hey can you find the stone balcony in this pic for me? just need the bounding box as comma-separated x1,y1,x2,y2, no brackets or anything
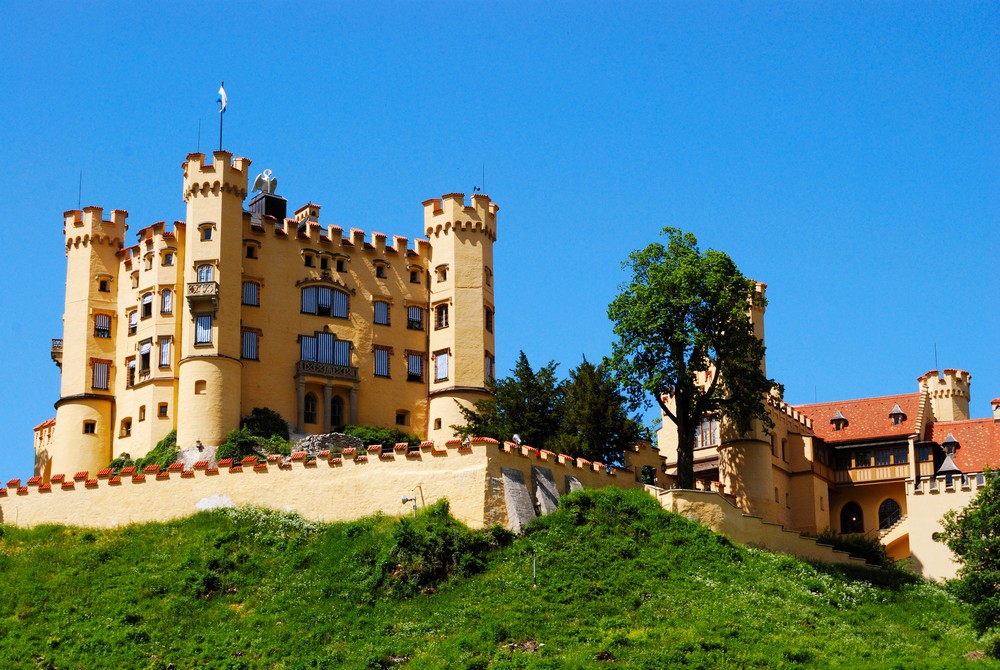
296,360,359,381
186,281,219,311
51,339,63,368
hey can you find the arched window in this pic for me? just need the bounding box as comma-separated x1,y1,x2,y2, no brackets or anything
878,499,902,530
330,396,344,429
304,393,317,424
197,264,214,283
840,502,864,534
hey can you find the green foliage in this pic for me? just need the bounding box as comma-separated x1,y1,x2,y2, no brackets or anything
240,407,290,441
107,452,133,473
343,424,420,447
215,427,261,462
135,429,178,471
455,353,641,463
0,489,990,668
814,529,890,567
607,227,781,488
939,469,1000,643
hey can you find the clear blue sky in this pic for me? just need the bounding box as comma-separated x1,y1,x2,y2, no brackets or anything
1,2,996,480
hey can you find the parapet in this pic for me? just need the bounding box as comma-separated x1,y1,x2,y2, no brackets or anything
422,192,498,241
182,151,251,202
918,369,972,399
63,207,128,249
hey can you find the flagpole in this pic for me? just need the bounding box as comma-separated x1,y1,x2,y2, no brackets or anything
218,80,224,151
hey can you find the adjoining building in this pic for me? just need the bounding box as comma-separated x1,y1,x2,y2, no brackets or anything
40,151,498,481
656,285,1000,579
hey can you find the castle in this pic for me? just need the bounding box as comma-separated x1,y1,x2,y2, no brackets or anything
42,151,497,479
12,148,997,581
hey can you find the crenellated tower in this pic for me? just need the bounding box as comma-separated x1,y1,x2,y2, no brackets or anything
423,193,498,444
49,207,128,479
918,368,972,423
175,152,251,448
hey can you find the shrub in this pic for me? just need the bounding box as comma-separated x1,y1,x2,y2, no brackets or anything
815,528,890,567
241,407,290,441
216,427,261,462
344,425,420,448
135,430,178,471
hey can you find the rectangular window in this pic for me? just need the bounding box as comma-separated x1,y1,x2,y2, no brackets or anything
158,403,168,418
241,329,259,360
485,353,494,381
300,335,318,362
126,358,136,388
407,306,423,330
334,339,351,366
485,307,494,333
374,347,390,377
434,351,449,382
242,281,260,306
374,301,390,325
94,314,111,338
301,286,317,313
141,293,153,319
375,264,387,279
92,360,110,390
694,419,719,449
874,448,891,467
159,339,170,367
893,446,909,465
139,341,151,372
301,286,349,318
163,252,173,266
195,315,212,344
407,353,423,382
918,445,932,461
83,421,96,434
854,450,871,468
161,289,173,314
128,311,137,335
435,304,449,329
409,270,420,284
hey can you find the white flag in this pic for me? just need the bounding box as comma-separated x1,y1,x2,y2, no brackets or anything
217,84,227,113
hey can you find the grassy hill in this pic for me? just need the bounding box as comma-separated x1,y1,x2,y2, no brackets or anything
0,488,993,669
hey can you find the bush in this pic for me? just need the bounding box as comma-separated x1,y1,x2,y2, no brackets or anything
135,430,178,471
344,425,420,448
216,427,260,462
241,407,290,441
815,528,890,567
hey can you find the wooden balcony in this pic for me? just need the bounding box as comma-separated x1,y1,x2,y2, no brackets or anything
296,360,358,381
834,463,910,484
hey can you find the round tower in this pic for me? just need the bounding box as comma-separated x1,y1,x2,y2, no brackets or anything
423,193,498,444
918,368,971,423
175,152,250,448
50,207,128,479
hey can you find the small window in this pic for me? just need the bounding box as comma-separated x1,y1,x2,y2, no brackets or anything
434,351,449,382
409,269,420,284
375,264,387,279
875,448,891,467
374,301,390,326
484,266,492,287
98,279,110,293
120,418,132,438
320,257,329,270
436,266,448,282
158,403,168,418
128,311,137,335
94,314,111,338
434,418,442,430
785,492,790,509
158,338,171,367
161,289,173,314
201,227,212,241
774,487,779,503
918,445,932,461
241,329,259,360
485,306,494,333
138,406,146,422
144,256,153,271
83,421,96,434
195,315,212,344
485,353,494,381
396,411,409,426
242,281,260,307
139,340,152,372
336,259,345,272
781,438,787,462
163,252,173,266
374,347,391,377
304,255,314,268
407,306,424,330
820,496,825,511
893,446,908,464
131,273,139,289
246,245,257,259
141,293,153,319
195,380,207,395
92,360,110,390
304,393,317,424
407,353,423,382
126,358,136,388
435,304,449,330
197,264,214,283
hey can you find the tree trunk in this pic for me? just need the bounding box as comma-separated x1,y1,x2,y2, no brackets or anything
675,423,695,489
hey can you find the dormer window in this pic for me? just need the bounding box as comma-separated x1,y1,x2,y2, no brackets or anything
941,432,960,457
831,410,848,431
889,403,906,426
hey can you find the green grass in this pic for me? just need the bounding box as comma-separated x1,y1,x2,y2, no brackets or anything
0,488,993,669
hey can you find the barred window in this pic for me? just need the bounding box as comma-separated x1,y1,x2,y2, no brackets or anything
434,351,448,382
197,264,214,282
301,286,349,318
242,281,260,306
374,347,391,377
374,301,390,326
435,304,449,330
161,289,173,314
485,306,494,333
407,353,423,382
407,306,423,330
195,315,212,344
241,329,259,360
94,314,111,338
92,360,110,390
300,333,351,366
159,338,171,367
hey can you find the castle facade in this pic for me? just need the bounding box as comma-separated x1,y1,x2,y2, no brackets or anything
42,151,497,480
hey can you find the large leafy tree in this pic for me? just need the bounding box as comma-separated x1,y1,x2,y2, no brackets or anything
938,470,1000,642
607,227,779,489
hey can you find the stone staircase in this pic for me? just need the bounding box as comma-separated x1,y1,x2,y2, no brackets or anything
878,514,908,547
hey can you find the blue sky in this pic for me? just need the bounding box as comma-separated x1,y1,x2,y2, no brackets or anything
0,2,996,479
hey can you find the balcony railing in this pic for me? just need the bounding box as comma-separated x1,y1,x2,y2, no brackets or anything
186,281,220,310
296,360,359,381
51,339,63,368
834,462,910,484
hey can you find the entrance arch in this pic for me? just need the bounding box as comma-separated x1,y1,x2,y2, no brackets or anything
840,501,864,534
878,498,902,529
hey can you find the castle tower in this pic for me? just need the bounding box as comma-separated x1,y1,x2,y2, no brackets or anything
918,368,971,423
175,152,251,448
50,207,128,479
423,193,498,444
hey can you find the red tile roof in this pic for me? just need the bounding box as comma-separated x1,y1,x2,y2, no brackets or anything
795,393,921,443
928,419,1000,472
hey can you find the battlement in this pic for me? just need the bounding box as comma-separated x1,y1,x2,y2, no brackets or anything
918,368,972,396
182,151,251,201
422,192,498,241
63,207,128,248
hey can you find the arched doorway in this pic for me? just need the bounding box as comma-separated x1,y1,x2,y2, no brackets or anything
878,498,902,529
330,395,344,430
840,501,864,534
304,393,317,425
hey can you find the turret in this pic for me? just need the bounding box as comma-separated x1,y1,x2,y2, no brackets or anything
918,369,971,423
49,207,128,479
423,193,499,444
175,152,251,448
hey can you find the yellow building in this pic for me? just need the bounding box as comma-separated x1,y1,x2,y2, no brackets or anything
656,286,1000,579
40,150,498,480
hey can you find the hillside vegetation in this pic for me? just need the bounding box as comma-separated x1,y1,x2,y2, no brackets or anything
0,488,993,669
